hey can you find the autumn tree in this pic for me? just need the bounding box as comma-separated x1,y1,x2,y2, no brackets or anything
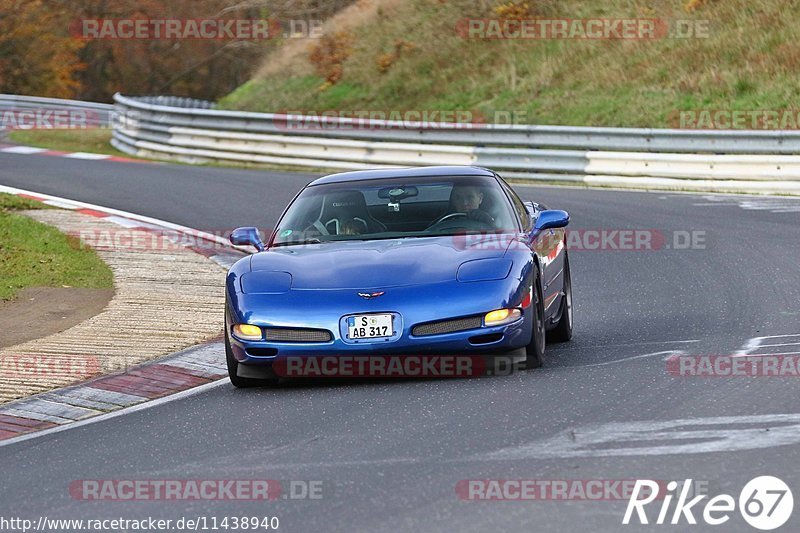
0,0,356,101
0,0,85,97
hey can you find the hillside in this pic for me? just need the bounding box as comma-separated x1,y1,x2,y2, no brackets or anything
219,0,800,128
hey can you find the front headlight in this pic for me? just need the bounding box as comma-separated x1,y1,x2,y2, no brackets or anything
483,308,522,327
232,324,263,340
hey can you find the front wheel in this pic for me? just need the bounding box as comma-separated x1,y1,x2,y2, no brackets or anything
524,266,546,369
548,252,573,343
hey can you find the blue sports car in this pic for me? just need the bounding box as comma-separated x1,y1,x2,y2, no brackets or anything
225,165,572,387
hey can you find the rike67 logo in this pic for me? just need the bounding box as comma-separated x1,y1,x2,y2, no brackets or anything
624,476,793,530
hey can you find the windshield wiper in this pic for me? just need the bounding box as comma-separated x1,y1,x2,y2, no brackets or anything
271,238,323,247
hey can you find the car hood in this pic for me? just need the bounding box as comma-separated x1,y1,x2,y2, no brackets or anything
248,235,515,290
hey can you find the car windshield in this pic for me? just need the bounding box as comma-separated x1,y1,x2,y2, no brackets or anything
272,175,519,246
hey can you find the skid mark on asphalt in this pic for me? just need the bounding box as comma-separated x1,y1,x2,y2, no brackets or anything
481,413,800,459
550,339,699,351
546,339,699,370
553,350,685,369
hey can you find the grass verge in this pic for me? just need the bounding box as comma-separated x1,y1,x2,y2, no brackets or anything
7,129,130,158
7,129,325,174
0,194,113,300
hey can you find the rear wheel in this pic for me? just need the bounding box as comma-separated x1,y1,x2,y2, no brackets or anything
548,252,573,343
225,331,278,388
524,266,546,369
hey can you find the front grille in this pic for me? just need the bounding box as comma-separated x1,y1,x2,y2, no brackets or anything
412,316,483,337
263,327,332,342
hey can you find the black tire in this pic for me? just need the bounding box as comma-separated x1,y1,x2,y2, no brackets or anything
548,252,573,343
524,266,546,369
225,332,278,388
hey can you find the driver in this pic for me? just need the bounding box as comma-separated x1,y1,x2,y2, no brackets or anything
448,185,494,224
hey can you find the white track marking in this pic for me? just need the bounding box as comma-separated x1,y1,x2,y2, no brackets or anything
187,412,800,469
0,378,230,448
511,183,800,199
42,199,79,209
754,342,800,349
64,152,111,160
483,413,800,459
1,146,47,154
694,195,800,213
734,334,800,356
103,215,148,228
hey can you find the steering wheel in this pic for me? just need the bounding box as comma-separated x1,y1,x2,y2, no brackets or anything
426,212,467,229
302,220,330,236
427,213,498,234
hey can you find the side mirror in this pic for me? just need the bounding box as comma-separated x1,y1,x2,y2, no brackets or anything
534,210,570,231
230,227,265,252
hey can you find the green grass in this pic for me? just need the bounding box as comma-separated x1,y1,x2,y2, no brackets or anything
219,0,800,128
7,127,338,174
0,194,113,300
7,129,130,158
0,194,48,211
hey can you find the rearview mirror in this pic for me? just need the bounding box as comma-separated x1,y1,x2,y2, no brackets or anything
378,186,418,200
534,210,570,231
230,227,265,252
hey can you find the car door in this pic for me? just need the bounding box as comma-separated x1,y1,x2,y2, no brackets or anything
497,177,566,315
527,201,566,315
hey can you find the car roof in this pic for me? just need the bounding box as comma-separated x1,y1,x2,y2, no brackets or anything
308,165,497,186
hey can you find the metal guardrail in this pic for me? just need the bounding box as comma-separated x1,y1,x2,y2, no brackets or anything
111,93,800,190
113,93,800,154
127,95,215,109
0,94,113,129
2,93,797,193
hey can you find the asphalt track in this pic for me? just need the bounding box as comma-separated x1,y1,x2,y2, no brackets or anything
1,153,800,531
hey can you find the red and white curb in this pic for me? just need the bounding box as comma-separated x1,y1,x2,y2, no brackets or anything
0,186,251,444
0,144,150,164
0,342,230,445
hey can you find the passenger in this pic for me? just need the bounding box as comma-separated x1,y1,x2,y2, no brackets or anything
340,218,367,235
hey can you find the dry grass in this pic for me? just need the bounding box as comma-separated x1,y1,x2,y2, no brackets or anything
252,0,405,79
219,0,800,127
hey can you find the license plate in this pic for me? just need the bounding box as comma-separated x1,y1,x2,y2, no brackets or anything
348,314,393,339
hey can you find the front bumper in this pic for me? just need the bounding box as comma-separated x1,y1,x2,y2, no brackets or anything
227,311,531,365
